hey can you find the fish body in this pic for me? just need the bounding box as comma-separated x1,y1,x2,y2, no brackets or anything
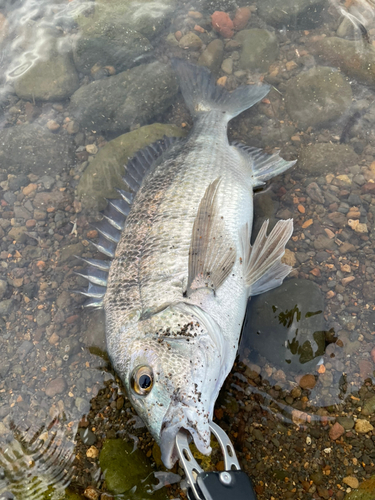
81,61,296,468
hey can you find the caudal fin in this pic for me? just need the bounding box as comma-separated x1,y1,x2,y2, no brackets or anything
171,59,270,120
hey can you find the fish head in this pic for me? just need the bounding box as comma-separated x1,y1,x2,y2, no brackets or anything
112,305,225,468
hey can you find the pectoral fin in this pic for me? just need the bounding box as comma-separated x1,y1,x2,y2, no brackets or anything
187,179,236,296
240,219,293,296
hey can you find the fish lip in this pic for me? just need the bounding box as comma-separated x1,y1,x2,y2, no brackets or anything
159,410,212,469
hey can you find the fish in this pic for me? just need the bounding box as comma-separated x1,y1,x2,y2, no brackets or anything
78,60,296,468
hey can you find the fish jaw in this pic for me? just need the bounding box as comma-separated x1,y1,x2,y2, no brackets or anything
159,397,212,469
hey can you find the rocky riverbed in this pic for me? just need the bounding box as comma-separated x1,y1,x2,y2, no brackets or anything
1,0,375,499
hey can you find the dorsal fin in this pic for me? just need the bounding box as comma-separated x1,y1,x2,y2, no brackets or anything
76,135,181,309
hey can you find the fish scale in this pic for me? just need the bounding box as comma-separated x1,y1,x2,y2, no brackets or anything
80,60,296,469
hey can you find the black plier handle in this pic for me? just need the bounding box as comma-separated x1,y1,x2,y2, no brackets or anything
175,421,258,500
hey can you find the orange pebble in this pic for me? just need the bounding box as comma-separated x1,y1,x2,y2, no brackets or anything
86,229,98,239
297,204,305,213
194,24,205,33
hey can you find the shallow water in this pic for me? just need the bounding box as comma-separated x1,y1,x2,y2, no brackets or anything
1,0,375,498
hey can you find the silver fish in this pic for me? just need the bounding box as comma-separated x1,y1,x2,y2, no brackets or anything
80,60,296,468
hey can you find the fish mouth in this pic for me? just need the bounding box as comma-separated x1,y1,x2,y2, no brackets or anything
159,407,212,469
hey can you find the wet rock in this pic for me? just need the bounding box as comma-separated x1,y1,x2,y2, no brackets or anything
211,11,234,38
36,309,51,327
242,279,326,372
298,143,358,174
233,7,251,30
16,340,33,359
59,242,84,263
363,396,375,414
82,309,106,354
299,373,316,389
258,0,325,28
45,377,67,397
76,0,176,40
306,182,325,204
7,226,28,243
343,477,359,489
312,37,375,86
0,280,7,300
197,39,224,73
73,21,151,75
77,123,186,210
355,419,374,433
179,32,203,50
345,476,375,500
235,29,278,72
0,124,75,176
69,62,178,134
363,282,375,301
285,67,352,130
14,45,79,101
329,422,344,440
221,57,233,74
75,397,91,413
33,190,70,210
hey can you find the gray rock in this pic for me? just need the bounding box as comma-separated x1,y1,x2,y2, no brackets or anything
0,124,75,176
241,279,326,372
59,242,84,263
221,57,233,74
306,182,325,204
197,39,224,73
36,309,51,327
298,143,358,174
313,235,336,251
258,0,325,28
0,280,7,300
45,377,67,397
77,123,186,210
69,62,178,134
75,397,90,413
73,23,152,75
14,44,79,101
38,175,55,190
235,29,278,72
16,340,33,359
312,37,375,86
285,67,352,130
0,299,13,315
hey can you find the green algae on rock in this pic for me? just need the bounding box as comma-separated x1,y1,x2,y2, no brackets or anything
285,66,352,130
99,439,169,498
234,29,279,73
77,123,186,211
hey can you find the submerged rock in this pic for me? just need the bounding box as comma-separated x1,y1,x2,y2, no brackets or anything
77,123,186,210
285,66,352,130
311,37,375,86
298,142,358,174
235,29,278,72
197,39,224,73
241,279,326,372
69,62,178,134
258,0,325,28
99,439,169,498
0,123,75,175
73,22,152,75
14,48,79,101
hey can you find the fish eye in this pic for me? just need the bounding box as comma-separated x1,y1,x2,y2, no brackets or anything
131,365,153,396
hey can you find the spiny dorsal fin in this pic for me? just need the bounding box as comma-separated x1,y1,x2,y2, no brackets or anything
240,219,293,296
232,142,297,187
187,178,236,296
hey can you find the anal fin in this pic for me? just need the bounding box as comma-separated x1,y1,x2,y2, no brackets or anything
240,219,293,296
233,142,297,187
187,178,236,296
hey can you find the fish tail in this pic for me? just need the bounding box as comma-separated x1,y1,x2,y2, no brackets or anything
171,59,270,120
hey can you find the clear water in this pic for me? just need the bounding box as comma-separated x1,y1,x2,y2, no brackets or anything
0,0,375,498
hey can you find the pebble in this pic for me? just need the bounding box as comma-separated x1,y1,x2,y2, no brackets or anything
233,7,251,30
45,377,67,397
299,374,316,389
343,476,359,489
329,422,344,440
86,446,99,459
23,183,37,196
355,419,374,433
83,486,100,500
211,11,234,38
221,58,233,74
47,120,60,132
86,144,98,155
179,32,203,50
